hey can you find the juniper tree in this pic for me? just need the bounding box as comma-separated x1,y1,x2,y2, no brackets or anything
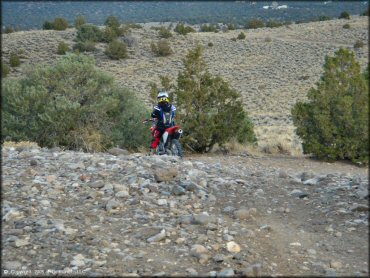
172,45,256,152
292,48,368,164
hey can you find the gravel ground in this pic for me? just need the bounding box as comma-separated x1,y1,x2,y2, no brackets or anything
2,145,368,276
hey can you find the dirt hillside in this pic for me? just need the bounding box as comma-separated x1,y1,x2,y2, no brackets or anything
2,16,368,153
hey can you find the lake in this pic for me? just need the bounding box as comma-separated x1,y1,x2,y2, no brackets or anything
2,1,369,30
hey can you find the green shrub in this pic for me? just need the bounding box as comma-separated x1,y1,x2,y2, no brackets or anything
317,15,332,21
101,26,118,43
231,37,237,42
343,23,351,29
151,39,173,56
265,20,283,28
354,40,365,48
226,23,237,30
339,11,350,19
43,18,69,30
73,41,96,52
2,62,10,77
103,16,128,38
200,24,218,32
174,23,195,35
291,48,368,164
105,15,120,30
149,75,174,103
76,24,103,42
245,19,264,29
208,42,214,47
74,15,86,28
4,26,14,34
158,27,173,38
43,21,54,30
9,52,20,67
169,45,256,152
17,49,25,58
105,40,128,60
57,41,70,55
1,53,150,151
53,18,69,30
237,32,246,40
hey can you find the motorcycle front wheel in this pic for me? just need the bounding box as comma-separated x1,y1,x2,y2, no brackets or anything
169,139,183,158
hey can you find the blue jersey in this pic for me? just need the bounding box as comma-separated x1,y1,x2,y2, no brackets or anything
151,104,176,128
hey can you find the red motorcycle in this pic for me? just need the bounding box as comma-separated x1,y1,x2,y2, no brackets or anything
143,118,183,158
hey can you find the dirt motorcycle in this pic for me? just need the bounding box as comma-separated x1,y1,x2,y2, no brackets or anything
142,118,183,158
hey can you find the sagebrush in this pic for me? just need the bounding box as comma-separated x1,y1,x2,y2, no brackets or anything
9,52,20,67
151,40,173,57
245,19,264,29
158,27,173,38
105,40,128,60
2,61,10,77
76,24,103,42
174,23,195,35
74,15,86,28
57,41,70,55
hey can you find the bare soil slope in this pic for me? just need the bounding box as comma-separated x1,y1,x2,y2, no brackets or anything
2,16,368,152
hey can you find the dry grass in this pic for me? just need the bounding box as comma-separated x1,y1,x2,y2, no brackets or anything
79,128,106,152
2,141,39,148
254,125,303,156
210,139,260,156
209,126,303,157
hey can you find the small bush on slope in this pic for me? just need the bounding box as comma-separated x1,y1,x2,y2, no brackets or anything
57,41,70,55
105,40,128,60
151,39,173,57
174,23,195,35
76,24,103,42
2,61,10,77
74,15,86,28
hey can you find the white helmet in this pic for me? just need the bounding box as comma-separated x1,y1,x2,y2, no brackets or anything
157,91,169,98
157,91,170,104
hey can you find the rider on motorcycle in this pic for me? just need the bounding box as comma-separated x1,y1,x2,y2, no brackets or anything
150,90,176,153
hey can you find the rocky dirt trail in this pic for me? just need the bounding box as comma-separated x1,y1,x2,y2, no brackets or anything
2,146,368,276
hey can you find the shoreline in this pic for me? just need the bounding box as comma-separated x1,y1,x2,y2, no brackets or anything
2,13,367,32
